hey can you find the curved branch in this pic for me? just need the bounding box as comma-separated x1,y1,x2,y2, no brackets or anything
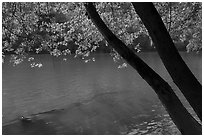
132,2,202,121
84,2,201,135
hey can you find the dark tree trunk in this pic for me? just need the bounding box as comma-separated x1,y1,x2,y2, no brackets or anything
132,2,202,121
84,3,201,135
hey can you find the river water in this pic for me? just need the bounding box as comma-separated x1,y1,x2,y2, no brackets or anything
2,52,202,135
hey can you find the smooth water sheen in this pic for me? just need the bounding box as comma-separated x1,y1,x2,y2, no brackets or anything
2,52,202,135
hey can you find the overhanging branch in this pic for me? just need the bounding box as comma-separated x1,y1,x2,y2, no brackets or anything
84,2,201,134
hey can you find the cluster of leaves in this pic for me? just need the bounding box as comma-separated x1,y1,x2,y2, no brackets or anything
2,2,202,66
2,2,142,66
155,2,202,52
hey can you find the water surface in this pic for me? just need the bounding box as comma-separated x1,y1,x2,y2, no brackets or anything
2,52,202,135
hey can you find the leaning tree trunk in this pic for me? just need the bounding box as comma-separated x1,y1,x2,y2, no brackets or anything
84,3,201,135
132,2,202,121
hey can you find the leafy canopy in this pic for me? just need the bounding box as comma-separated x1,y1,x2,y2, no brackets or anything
2,2,201,66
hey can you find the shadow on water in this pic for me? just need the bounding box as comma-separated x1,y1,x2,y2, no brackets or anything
3,53,199,135
2,90,180,135
3,117,57,135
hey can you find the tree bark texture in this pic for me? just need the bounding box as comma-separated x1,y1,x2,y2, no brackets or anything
84,3,201,135
132,2,202,121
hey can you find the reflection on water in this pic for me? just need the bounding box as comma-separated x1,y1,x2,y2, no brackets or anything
2,52,202,135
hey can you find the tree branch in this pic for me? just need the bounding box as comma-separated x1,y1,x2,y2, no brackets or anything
132,2,202,121
84,2,201,134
